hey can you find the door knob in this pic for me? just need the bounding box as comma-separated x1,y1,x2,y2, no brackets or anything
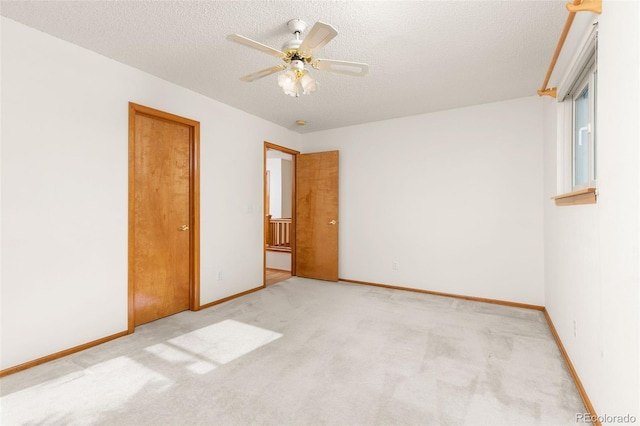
178,224,189,231
328,220,337,225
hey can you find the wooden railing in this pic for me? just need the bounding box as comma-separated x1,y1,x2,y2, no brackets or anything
267,217,292,250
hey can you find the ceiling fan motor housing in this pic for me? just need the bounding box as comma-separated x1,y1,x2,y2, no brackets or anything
290,59,304,72
283,20,310,62
287,19,307,36
282,39,303,54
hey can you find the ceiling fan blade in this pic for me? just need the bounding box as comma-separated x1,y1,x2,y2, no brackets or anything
297,22,338,58
312,59,369,77
227,34,285,59
240,65,287,82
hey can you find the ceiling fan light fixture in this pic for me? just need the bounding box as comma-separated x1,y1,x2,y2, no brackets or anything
228,19,368,96
299,71,318,95
281,82,299,97
277,66,317,97
278,69,296,87
278,69,299,96
283,86,299,97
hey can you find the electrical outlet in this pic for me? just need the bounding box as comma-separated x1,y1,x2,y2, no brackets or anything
573,320,578,337
217,271,223,281
392,261,399,271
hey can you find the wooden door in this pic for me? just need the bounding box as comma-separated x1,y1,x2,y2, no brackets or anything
295,151,339,281
129,104,200,328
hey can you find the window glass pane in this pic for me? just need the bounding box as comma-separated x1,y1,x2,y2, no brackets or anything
574,85,589,187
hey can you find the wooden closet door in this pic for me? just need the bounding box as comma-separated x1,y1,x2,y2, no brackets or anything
296,150,339,281
132,112,191,326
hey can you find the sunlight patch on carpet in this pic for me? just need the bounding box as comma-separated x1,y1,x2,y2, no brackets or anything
145,319,282,374
0,356,171,425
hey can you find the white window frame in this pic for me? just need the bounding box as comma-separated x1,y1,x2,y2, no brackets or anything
570,64,597,190
556,21,598,195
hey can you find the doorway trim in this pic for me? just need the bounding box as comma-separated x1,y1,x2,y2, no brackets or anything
128,103,201,333
264,142,299,285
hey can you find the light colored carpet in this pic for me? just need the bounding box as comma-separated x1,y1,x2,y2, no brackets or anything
0,278,587,425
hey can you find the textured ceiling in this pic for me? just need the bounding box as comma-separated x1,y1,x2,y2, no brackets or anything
1,0,569,133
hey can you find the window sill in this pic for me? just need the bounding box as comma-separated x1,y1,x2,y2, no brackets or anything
551,188,597,206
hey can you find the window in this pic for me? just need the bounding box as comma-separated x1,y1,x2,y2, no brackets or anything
571,64,597,190
554,21,598,204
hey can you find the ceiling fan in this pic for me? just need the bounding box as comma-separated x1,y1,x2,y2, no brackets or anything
227,19,369,97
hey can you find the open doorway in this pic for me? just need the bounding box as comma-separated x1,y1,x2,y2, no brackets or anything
264,142,299,286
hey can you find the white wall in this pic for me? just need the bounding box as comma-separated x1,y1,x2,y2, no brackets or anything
266,156,292,219
303,97,545,305
0,18,301,370
266,158,283,218
0,17,4,361
266,251,291,271
543,1,639,419
280,159,292,218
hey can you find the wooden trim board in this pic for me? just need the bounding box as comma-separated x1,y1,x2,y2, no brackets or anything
552,187,597,206
0,287,263,377
542,309,601,426
198,286,264,310
0,331,128,378
537,0,602,97
340,278,545,311
265,267,292,273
